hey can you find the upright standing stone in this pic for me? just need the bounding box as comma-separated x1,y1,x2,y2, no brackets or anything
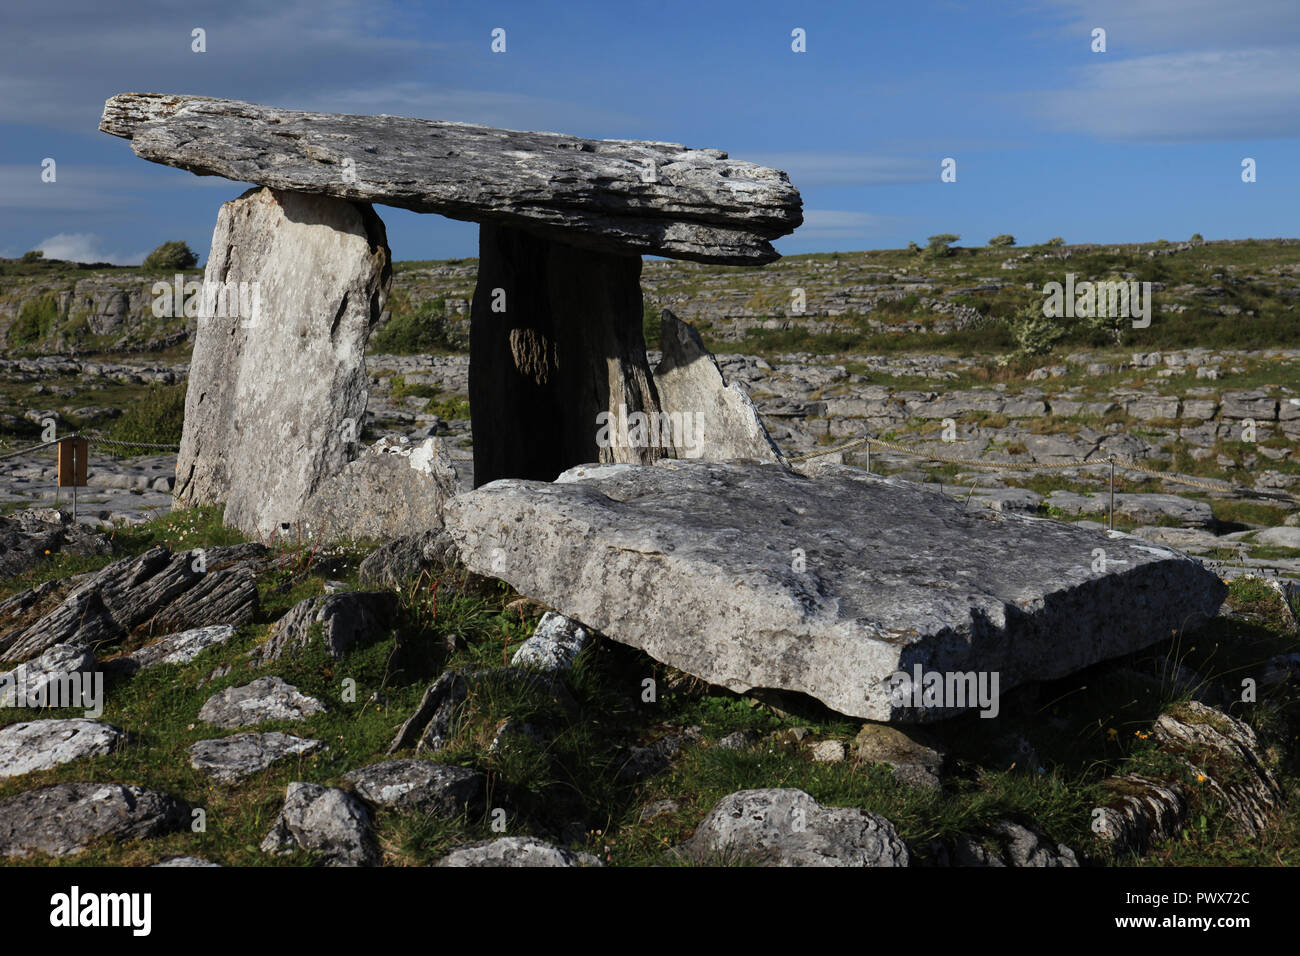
654,309,784,462
173,187,391,536
470,224,665,486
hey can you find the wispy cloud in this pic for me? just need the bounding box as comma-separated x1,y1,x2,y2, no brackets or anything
786,210,901,242
29,233,148,265
1033,49,1300,141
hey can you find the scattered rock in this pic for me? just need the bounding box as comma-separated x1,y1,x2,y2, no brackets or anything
510,612,590,674
188,732,325,785
153,856,221,867
0,509,110,578
0,644,95,708
300,436,459,541
343,759,486,817
686,788,909,867
260,782,379,866
942,820,1078,867
0,782,187,858
357,530,458,588
1091,774,1187,857
251,591,395,664
198,676,325,729
717,730,761,750
0,719,125,778
436,836,603,867
108,624,237,675
810,740,846,763
854,723,946,790
639,799,680,823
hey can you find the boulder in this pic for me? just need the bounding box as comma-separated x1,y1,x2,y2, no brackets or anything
0,544,261,664
444,460,1227,721
357,530,458,588
436,836,602,867
510,612,591,674
171,186,391,537
100,93,802,264
0,509,110,578
651,309,783,462
198,676,325,729
109,624,237,675
260,782,379,866
686,788,909,867
0,719,126,778
0,644,95,707
250,591,395,664
299,436,459,541
0,783,188,858
343,759,486,817
854,723,946,790
188,732,325,785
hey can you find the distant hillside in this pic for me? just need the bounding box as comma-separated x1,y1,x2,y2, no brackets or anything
2,237,1297,359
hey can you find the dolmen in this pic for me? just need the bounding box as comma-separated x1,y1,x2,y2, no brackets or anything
100,92,802,537
101,94,1227,722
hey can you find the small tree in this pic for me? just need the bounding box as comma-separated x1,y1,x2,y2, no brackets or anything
20,249,44,263
1190,232,1204,242
1045,236,1065,247
907,240,922,254
142,240,198,271
988,234,1015,247
926,234,960,258
1009,300,1067,356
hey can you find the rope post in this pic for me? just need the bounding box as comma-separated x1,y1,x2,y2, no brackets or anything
1108,458,1115,531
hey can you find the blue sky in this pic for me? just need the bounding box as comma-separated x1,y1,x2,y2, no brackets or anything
1,0,1297,265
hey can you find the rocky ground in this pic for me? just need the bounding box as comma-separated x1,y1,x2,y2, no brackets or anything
0,241,1296,866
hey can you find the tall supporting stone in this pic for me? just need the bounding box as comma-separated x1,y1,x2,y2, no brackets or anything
469,224,665,486
174,187,391,536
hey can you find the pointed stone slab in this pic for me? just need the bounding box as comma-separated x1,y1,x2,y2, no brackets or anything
173,187,390,536
100,93,802,264
653,309,784,462
443,460,1227,722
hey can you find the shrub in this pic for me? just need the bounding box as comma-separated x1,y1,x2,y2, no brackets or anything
907,240,922,254
141,241,199,272
988,234,1016,247
9,294,60,346
370,299,467,354
21,249,44,263
1009,300,1068,356
926,234,960,258
1045,237,1065,247
1190,233,1204,242
106,383,187,445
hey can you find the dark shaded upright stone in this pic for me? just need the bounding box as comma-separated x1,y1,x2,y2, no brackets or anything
470,224,665,485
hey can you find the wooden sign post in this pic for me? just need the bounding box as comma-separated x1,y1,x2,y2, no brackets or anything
57,437,89,519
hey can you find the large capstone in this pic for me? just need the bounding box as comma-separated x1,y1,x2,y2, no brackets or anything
100,94,802,264
172,186,391,537
443,460,1228,721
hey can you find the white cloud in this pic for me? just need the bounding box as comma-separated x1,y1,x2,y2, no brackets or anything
789,210,899,241
34,233,148,265
1034,48,1300,140
1034,0,1300,50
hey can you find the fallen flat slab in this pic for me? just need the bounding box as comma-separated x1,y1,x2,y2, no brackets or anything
443,461,1227,721
100,93,802,264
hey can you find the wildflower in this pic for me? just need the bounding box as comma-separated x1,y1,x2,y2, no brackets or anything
1106,727,1118,739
